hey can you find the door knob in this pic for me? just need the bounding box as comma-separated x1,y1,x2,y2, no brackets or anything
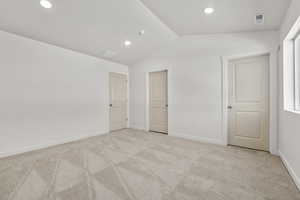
227,105,232,109
109,104,112,107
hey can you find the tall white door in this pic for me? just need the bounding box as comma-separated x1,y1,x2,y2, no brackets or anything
228,55,269,151
149,71,168,134
109,72,127,132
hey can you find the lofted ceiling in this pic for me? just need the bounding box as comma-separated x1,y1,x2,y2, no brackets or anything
0,0,291,65
141,0,291,35
0,0,177,65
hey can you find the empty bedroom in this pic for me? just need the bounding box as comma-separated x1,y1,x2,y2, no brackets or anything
0,0,300,199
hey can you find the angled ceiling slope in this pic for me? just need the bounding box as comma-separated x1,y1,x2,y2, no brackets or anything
141,0,291,35
0,0,177,65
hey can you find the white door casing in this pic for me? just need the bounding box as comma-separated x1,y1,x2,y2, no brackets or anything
109,72,127,131
149,71,168,133
228,55,269,151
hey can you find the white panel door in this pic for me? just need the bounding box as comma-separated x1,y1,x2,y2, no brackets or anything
149,71,168,134
228,55,269,151
109,72,127,131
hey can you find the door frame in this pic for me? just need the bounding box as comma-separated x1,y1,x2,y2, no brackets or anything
146,69,169,133
222,52,273,152
109,72,129,132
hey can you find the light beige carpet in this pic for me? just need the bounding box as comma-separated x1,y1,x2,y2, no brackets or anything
0,129,299,200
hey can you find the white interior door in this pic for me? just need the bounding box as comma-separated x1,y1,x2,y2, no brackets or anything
149,70,168,134
109,72,127,132
228,55,269,151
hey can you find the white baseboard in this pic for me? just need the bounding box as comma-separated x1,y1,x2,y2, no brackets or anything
129,125,146,131
279,151,300,191
0,131,107,159
129,128,225,146
170,132,225,146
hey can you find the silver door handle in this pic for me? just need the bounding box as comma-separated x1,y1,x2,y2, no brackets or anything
227,105,232,109
109,104,112,107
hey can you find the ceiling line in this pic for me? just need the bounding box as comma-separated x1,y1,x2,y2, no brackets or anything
136,0,180,39
0,29,128,67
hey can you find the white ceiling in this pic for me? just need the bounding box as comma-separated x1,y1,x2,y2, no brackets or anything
0,0,177,65
140,0,291,35
0,0,291,65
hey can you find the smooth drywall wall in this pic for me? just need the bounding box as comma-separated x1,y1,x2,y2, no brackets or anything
0,30,128,157
130,31,279,154
278,0,300,190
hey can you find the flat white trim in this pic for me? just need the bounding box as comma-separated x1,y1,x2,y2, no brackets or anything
284,110,300,115
130,125,146,130
283,16,300,114
146,72,150,131
170,132,225,146
295,34,300,112
0,131,107,159
127,73,130,128
129,128,225,145
279,151,300,191
221,56,229,146
221,52,277,154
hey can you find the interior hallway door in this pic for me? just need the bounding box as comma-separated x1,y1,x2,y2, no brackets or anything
109,72,127,131
149,70,168,134
228,55,269,151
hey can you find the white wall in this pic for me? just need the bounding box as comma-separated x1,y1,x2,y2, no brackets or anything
278,0,300,190
130,31,279,153
0,30,128,157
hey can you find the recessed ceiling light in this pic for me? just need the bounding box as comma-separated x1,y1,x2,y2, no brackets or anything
124,40,132,47
139,30,145,36
204,7,214,14
40,0,52,9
